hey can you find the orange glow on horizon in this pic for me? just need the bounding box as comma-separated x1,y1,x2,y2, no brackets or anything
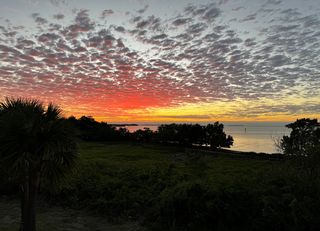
59,99,320,123
1,93,319,123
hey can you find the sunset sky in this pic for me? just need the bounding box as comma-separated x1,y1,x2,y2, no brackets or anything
0,0,319,122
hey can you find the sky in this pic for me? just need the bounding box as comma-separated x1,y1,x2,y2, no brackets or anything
0,0,319,122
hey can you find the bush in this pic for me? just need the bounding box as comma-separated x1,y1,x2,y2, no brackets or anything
145,163,320,231
280,118,320,156
146,180,262,231
41,161,182,219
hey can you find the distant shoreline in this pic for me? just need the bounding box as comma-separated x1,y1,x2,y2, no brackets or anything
110,122,289,154
110,123,139,127
110,122,290,127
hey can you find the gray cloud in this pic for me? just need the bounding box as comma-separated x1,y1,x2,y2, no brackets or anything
172,18,191,26
53,13,64,20
137,5,149,14
101,9,114,18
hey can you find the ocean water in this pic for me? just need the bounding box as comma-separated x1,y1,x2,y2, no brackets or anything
223,122,290,153
122,122,291,154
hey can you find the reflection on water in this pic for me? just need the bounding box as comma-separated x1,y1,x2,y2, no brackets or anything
121,122,290,154
224,122,290,153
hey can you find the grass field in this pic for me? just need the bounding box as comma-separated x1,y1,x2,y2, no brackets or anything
73,141,278,197
0,141,291,230
78,141,277,185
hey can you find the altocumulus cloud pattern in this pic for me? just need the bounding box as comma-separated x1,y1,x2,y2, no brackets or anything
0,0,319,121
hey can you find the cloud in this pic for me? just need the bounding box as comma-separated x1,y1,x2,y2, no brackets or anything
232,7,244,11
266,0,282,5
240,13,257,22
75,9,94,27
113,26,125,33
202,6,221,22
268,55,291,67
101,9,114,18
53,13,64,20
155,115,212,119
31,13,48,25
172,18,191,26
49,0,66,7
137,5,149,14
37,33,61,44
0,1,319,120
62,10,95,38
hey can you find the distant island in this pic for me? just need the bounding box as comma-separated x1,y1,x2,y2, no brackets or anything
110,123,138,126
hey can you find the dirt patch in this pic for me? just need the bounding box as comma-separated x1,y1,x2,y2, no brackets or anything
0,196,144,231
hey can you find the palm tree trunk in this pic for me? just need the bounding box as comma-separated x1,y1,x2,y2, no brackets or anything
20,175,29,231
20,167,40,231
27,169,40,231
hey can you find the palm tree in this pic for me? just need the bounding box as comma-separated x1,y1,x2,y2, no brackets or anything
0,97,78,231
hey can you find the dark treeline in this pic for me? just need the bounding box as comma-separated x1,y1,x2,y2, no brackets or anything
67,116,130,141
67,116,234,149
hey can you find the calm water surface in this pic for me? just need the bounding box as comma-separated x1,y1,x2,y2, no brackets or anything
122,122,290,154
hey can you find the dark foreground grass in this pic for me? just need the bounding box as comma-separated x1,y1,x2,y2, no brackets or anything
0,196,143,231
2,142,319,230
45,142,277,224
78,141,275,182
72,142,276,200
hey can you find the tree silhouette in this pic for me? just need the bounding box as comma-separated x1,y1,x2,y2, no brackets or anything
281,118,320,156
205,122,233,149
133,128,154,142
0,98,78,231
157,123,233,148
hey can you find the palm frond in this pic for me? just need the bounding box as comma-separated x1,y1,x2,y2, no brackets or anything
45,103,63,121
0,97,78,184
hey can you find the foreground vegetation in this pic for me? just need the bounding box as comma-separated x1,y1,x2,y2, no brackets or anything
0,196,142,231
0,98,78,231
2,141,320,230
0,97,319,231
